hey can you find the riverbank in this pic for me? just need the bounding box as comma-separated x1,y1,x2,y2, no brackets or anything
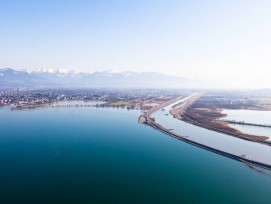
10,98,170,111
149,117,271,170
181,112,271,146
182,107,270,143
140,94,271,171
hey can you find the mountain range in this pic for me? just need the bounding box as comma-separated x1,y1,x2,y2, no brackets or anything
0,68,200,89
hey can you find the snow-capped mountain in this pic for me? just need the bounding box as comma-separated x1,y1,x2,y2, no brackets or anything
0,68,199,88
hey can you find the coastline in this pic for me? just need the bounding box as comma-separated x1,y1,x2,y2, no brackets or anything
181,107,271,143
140,94,271,171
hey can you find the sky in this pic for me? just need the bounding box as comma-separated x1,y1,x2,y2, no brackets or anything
1,0,271,89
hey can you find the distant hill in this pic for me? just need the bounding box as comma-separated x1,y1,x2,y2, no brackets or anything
0,68,200,89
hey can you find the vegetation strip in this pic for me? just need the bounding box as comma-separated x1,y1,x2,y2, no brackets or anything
140,97,271,171
221,119,271,128
182,113,271,146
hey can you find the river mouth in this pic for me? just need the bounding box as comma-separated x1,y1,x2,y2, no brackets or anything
151,96,271,169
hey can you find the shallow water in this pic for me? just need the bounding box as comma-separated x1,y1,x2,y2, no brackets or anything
152,98,271,165
222,109,271,124
229,124,271,141
52,100,105,105
0,105,271,204
222,109,271,141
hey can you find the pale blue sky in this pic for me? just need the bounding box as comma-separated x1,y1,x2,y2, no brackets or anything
1,0,271,88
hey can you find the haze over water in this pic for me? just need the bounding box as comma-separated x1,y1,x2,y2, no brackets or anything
0,106,271,204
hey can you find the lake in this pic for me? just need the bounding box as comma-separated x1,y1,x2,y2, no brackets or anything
0,105,271,204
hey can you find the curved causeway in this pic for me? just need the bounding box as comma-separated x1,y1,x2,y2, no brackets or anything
141,94,271,171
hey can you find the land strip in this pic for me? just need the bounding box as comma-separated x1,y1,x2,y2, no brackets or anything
169,92,204,118
182,109,271,143
139,93,271,171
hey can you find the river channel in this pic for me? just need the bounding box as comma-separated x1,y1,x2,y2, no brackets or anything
152,97,271,166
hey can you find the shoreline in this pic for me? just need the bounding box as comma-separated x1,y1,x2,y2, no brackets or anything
149,120,271,171
181,107,270,143
180,112,271,146
140,95,271,171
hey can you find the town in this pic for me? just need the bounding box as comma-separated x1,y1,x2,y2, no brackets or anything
0,88,187,110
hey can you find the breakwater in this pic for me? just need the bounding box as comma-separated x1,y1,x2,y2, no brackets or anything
221,119,271,128
140,95,271,171
182,113,271,146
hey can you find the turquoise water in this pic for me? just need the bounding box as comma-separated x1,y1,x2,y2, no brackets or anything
0,106,271,204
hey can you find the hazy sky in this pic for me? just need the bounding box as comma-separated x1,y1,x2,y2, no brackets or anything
1,0,271,88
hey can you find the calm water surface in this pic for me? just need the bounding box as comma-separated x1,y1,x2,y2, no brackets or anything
0,106,271,204
152,98,271,165
222,109,271,141
222,109,271,124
